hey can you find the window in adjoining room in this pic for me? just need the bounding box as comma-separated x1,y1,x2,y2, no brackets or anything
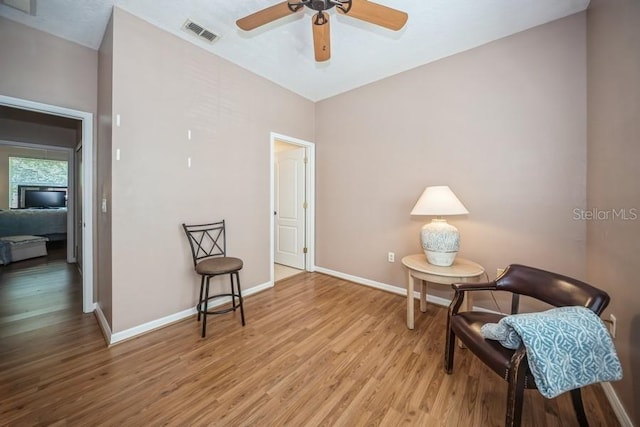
8,157,68,208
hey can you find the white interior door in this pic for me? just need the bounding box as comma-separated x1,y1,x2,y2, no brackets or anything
275,146,306,269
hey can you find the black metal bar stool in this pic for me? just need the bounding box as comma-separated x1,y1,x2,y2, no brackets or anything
182,220,245,337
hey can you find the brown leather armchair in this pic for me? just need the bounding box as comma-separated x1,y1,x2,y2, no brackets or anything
444,264,610,427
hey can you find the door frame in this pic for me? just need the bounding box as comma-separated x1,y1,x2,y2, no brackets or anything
0,95,95,313
270,132,315,284
75,143,83,273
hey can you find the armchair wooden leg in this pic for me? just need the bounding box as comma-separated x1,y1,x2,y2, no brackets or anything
570,388,589,427
505,379,525,427
444,318,456,374
506,349,528,427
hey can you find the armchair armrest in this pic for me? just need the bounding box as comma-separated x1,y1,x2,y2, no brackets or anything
449,281,498,316
452,281,497,292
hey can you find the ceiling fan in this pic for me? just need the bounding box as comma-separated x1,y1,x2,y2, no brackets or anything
236,0,408,62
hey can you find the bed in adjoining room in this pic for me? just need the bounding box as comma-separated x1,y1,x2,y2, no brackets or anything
0,207,67,242
0,208,67,264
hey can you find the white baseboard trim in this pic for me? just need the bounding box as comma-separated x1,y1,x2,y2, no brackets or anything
601,382,633,427
315,266,408,296
245,280,274,296
314,266,483,311
108,280,274,345
110,306,197,344
94,303,112,345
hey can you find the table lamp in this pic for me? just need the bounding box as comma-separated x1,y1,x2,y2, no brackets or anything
410,185,469,266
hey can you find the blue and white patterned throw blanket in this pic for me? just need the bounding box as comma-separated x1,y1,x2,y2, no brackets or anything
481,306,622,398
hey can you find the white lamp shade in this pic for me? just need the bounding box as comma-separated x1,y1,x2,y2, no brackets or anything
410,186,469,216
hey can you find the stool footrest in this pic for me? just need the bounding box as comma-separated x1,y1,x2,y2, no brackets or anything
197,293,242,316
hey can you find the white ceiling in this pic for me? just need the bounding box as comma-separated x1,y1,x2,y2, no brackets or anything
0,0,590,101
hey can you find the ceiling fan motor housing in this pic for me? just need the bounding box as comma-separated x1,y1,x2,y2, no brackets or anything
311,0,329,10
288,0,352,13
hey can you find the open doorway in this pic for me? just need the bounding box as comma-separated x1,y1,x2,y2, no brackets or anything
270,132,315,284
0,140,75,259
0,95,94,313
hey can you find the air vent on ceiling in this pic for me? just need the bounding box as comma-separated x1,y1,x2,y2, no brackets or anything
182,19,219,43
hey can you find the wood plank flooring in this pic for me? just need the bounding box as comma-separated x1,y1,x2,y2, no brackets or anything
0,256,619,426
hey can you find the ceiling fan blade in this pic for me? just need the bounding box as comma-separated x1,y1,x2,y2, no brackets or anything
312,12,331,62
236,1,300,31
338,0,408,31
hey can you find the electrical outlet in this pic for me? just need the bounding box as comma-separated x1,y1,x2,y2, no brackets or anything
388,252,395,263
497,268,505,278
609,314,617,338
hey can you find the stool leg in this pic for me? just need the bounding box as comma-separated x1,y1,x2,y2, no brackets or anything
235,272,245,326
202,277,210,338
230,273,237,310
197,275,205,321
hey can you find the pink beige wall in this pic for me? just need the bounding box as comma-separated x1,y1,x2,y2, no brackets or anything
315,13,587,310
0,16,97,114
108,8,315,332
587,0,640,422
97,14,114,328
0,117,78,149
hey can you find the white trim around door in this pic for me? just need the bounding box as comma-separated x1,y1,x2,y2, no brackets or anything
0,95,95,313
270,132,316,285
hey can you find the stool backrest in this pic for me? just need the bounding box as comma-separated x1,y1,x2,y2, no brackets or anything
182,220,227,268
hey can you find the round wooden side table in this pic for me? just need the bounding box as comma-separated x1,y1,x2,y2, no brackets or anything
401,254,485,329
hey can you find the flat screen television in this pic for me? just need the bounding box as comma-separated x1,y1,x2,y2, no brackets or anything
24,190,67,208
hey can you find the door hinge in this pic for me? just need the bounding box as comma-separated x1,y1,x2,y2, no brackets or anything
303,247,308,254
303,201,308,209
303,157,308,164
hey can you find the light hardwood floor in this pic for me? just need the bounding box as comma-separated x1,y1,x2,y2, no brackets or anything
0,256,619,426
274,263,304,282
